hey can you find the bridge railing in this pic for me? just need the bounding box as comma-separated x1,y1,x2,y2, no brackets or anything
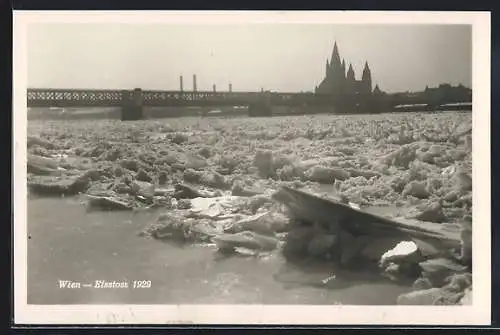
141,90,264,106
27,88,124,107
27,87,342,109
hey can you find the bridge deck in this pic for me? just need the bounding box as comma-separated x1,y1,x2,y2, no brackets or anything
26,88,470,113
27,88,337,108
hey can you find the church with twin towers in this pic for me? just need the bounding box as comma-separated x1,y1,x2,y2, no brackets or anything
315,41,382,96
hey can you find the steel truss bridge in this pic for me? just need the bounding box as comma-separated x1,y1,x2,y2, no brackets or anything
27,88,340,108
26,87,469,120
28,87,376,120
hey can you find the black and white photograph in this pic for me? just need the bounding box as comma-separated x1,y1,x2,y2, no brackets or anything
13,11,491,325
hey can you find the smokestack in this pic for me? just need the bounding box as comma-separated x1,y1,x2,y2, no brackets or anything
180,75,183,92
213,84,216,93
229,83,232,92
193,74,197,92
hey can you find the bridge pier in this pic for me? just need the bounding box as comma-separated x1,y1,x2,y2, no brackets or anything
248,93,273,117
248,102,272,117
121,88,144,121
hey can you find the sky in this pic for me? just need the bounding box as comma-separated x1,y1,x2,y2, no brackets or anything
26,23,472,93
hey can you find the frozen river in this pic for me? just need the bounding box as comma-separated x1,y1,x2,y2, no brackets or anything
27,197,412,305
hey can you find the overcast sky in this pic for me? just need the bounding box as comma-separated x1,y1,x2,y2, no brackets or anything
27,23,472,93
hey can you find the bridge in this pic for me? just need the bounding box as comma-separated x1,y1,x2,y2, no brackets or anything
27,87,383,120
27,88,338,108
27,86,471,120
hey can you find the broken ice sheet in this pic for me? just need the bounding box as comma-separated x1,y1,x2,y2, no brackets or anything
348,202,361,210
380,240,418,267
189,196,241,220
234,247,258,256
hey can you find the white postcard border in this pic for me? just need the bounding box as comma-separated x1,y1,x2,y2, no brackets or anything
13,10,491,325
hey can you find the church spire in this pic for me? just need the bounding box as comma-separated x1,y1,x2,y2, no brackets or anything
362,61,371,79
346,63,355,81
330,41,341,68
326,59,330,76
362,61,372,93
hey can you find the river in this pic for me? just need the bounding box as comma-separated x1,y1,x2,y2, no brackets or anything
26,196,414,305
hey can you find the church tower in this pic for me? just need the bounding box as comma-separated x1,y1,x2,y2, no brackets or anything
346,63,356,81
362,61,372,94
330,42,342,69
317,41,375,97
346,63,356,94
327,41,344,95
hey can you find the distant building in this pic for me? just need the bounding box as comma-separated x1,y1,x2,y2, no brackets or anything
423,83,472,104
315,42,375,96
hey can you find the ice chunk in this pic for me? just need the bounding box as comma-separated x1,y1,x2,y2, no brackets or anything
380,241,418,266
